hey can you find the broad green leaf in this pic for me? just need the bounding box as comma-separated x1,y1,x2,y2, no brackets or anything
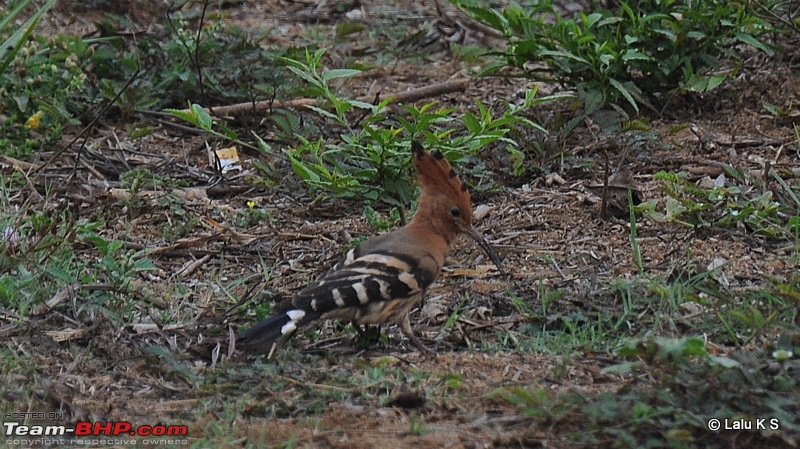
608,78,639,113
683,73,710,92
763,102,783,116
285,65,323,88
581,87,604,114
659,336,708,358
706,74,726,91
709,355,740,368
305,105,341,122
289,156,321,183
190,103,213,130
322,68,361,81
596,16,624,28
12,95,29,112
582,13,603,28
349,100,377,110
462,111,481,134
538,50,589,64
622,49,652,61
461,5,509,34
253,133,273,154
735,32,774,55
133,258,157,272
165,108,195,125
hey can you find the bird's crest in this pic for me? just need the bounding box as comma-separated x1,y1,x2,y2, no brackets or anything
411,141,472,221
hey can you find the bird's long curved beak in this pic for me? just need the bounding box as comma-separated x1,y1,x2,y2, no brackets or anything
461,223,507,277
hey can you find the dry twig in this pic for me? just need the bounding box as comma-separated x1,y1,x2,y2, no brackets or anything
177,78,470,116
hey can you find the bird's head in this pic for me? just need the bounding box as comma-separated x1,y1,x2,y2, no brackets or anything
410,141,505,275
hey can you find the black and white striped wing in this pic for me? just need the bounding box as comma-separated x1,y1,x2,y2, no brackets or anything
290,250,436,324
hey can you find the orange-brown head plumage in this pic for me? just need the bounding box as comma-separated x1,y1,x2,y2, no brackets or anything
409,141,473,243
408,141,505,275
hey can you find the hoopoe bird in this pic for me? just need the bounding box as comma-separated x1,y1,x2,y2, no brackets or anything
238,141,504,357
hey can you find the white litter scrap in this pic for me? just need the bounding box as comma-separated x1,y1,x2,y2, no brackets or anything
215,146,241,173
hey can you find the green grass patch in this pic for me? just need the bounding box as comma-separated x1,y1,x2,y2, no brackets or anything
495,336,800,447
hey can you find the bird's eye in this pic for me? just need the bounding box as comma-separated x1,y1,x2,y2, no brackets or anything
450,207,461,218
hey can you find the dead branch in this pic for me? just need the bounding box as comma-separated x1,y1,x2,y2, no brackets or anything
177,78,470,116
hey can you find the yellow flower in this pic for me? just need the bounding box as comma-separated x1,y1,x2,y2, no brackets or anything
25,111,43,129
247,201,256,209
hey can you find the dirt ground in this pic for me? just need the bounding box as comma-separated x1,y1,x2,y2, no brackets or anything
4,0,800,448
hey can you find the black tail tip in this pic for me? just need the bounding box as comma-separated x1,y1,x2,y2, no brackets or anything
411,141,424,157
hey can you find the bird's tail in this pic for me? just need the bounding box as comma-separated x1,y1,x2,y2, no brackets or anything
237,313,292,354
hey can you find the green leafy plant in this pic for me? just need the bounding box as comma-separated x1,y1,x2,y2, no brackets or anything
277,48,369,126
0,184,155,320
168,103,272,153
454,0,777,113
91,11,287,109
276,48,559,211
628,189,644,272
234,201,273,227
0,0,90,156
120,167,185,191
408,412,431,435
0,0,55,75
171,48,561,211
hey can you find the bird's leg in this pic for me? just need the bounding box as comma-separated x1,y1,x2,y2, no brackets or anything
352,322,366,336
266,335,290,359
352,322,382,347
267,342,279,360
352,322,368,336
400,314,435,356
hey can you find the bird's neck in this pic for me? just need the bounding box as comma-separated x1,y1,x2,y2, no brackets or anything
406,209,458,247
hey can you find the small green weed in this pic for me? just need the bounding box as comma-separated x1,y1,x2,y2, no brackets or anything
408,412,431,435
167,103,276,165
363,205,401,231
169,111,280,194
230,201,273,228
645,170,800,242
120,167,185,191
116,168,194,219
491,386,577,420
628,188,644,272
507,254,795,355
606,264,797,347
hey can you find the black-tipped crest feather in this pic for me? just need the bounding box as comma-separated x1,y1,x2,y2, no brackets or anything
411,142,471,221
